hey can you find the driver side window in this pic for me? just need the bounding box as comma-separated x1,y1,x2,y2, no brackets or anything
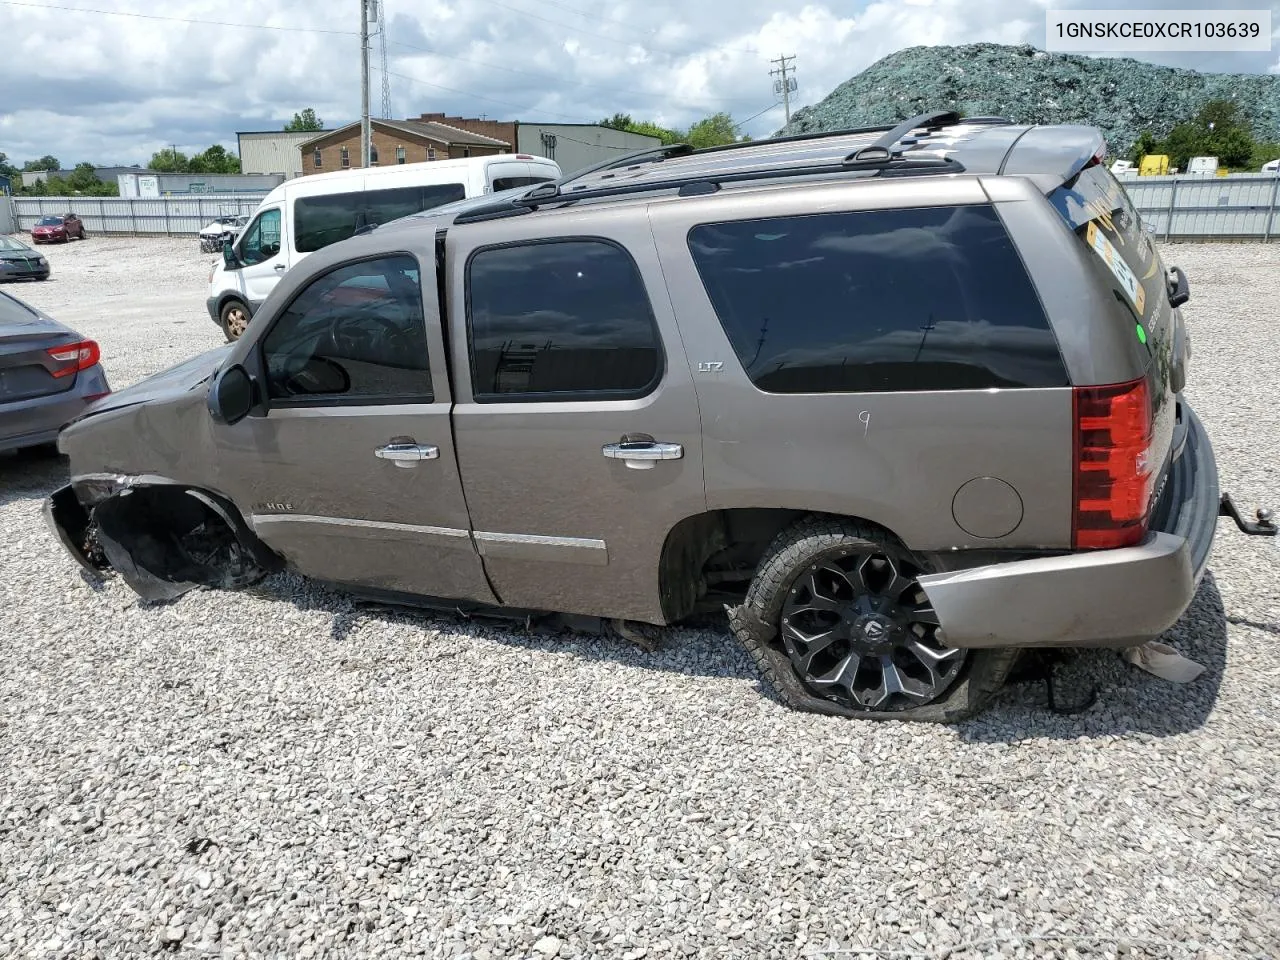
262,254,432,405
240,208,282,265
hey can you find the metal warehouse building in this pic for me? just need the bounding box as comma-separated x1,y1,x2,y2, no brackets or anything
237,130,335,179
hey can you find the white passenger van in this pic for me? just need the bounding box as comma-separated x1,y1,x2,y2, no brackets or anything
206,154,561,340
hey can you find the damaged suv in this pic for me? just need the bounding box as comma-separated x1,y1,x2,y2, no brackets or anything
46,112,1277,721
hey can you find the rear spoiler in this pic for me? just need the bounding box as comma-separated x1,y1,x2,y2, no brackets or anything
999,125,1108,188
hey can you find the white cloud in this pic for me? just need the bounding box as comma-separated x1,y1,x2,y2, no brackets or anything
0,0,1275,168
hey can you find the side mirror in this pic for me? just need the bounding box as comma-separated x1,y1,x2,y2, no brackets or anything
207,364,255,426
222,240,241,270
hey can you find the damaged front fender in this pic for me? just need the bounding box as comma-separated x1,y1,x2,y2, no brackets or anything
44,478,282,603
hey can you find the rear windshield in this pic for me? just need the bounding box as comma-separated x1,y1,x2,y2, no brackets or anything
1048,164,1165,332
0,290,39,325
293,182,466,253
687,204,1067,393
491,175,555,192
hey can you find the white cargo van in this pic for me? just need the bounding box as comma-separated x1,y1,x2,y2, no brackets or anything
206,154,561,340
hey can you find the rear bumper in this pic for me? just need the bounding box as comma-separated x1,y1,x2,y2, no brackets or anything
0,263,50,281
0,364,111,454
921,400,1219,649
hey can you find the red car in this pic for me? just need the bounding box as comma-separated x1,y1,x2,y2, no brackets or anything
31,213,86,243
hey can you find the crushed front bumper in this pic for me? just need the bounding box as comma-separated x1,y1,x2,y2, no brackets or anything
921,401,1262,650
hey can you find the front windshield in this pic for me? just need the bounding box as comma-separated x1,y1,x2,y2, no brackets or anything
0,236,31,251
36,216,63,226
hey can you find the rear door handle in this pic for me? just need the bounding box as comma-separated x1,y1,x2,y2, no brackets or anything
274,263,288,272
375,441,439,469
602,440,684,471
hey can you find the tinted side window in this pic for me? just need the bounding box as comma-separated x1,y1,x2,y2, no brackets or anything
240,208,282,265
687,205,1068,394
262,255,431,404
294,183,467,253
467,240,662,401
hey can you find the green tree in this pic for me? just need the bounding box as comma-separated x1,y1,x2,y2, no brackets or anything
284,108,324,132
599,112,633,131
189,144,241,174
1250,140,1280,170
23,155,60,172
598,114,683,145
148,148,190,173
0,152,18,179
1153,98,1257,171
1128,130,1157,165
684,112,745,149
66,162,101,191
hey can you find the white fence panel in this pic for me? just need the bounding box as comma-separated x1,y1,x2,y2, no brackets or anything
12,195,263,236
13,176,1280,241
1123,173,1280,241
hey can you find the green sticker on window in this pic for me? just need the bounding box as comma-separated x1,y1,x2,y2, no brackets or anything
1136,323,1148,345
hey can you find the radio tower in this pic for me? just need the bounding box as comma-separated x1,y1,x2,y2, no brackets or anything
367,0,392,118
378,11,392,118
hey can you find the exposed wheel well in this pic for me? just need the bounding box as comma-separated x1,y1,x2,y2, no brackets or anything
86,483,279,602
658,509,903,622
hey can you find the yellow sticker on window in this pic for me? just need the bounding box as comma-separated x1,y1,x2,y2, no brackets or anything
1086,221,1145,316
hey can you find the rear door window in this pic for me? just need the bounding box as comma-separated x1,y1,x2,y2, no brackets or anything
294,183,466,253
687,204,1067,394
466,239,662,401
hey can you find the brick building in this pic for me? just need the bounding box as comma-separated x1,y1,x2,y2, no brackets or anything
296,118,510,175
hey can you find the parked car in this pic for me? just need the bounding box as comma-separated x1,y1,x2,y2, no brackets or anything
1,288,109,455
31,213,86,243
199,215,249,254
0,234,51,281
44,113,1276,721
207,154,561,342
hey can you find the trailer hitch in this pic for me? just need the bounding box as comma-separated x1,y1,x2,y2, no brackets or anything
1220,493,1278,536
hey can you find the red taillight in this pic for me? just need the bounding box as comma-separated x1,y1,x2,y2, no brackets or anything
1082,141,1107,170
1072,376,1155,549
47,340,101,378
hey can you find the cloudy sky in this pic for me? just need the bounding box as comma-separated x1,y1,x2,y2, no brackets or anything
1,0,1277,168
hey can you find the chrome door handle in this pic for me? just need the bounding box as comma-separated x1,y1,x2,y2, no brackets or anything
602,440,684,471
274,264,288,271
375,442,439,469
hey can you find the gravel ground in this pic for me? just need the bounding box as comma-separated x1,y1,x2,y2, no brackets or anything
1,237,1278,960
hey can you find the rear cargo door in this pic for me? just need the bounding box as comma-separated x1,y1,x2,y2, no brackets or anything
1048,164,1180,475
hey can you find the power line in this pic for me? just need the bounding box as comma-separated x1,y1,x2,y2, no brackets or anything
733,103,781,131
471,0,762,58
379,68,590,122
0,0,357,33
389,39,758,107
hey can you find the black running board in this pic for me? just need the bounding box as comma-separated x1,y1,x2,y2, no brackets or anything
1220,493,1278,536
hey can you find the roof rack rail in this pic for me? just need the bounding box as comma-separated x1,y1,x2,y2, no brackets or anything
451,111,970,225
451,156,964,224
845,110,961,164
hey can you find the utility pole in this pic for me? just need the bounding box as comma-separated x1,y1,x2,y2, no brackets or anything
360,0,372,167
770,54,797,126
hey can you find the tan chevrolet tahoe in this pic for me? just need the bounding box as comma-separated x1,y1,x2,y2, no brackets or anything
45,112,1276,722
